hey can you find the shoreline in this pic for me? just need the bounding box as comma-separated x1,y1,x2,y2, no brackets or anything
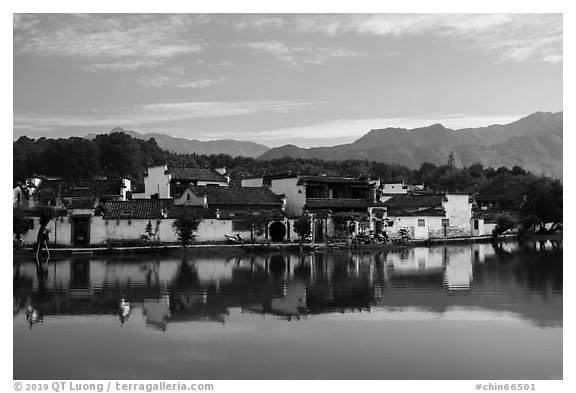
12,232,555,258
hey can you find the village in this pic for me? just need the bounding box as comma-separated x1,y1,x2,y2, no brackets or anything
12,164,499,250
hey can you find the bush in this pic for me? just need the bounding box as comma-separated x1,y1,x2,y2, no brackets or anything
172,210,202,248
492,215,516,238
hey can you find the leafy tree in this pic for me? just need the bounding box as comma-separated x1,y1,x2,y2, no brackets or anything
511,165,527,176
520,176,563,232
95,132,143,179
172,210,202,248
35,207,54,250
94,204,109,216
13,213,30,244
293,214,312,246
520,214,540,233
447,151,456,167
467,163,485,179
243,212,271,245
492,215,516,238
143,220,158,241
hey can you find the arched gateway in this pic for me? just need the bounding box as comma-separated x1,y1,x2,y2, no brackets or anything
269,221,287,242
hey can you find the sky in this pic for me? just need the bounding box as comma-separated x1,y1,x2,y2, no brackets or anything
13,13,563,148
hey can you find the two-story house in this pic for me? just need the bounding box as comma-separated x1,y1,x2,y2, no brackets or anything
247,173,376,217
135,165,229,199
175,185,288,241
33,178,131,208
383,193,473,239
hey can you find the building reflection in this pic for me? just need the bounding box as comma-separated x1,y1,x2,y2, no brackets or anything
13,240,562,330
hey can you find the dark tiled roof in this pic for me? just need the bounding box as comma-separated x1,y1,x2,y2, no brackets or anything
297,176,370,185
188,185,284,206
68,199,96,209
104,200,173,219
36,179,124,198
263,172,298,184
387,207,446,217
104,200,216,219
170,205,217,219
305,198,371,209
168,167,228,183
383,195,445,208
13,207,68,217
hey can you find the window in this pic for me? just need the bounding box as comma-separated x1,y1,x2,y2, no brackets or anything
417,219,425,227
474,219,479,230
187,194,190,201
442,219,450,227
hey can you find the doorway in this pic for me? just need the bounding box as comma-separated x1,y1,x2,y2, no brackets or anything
72,217,90,247
269,221,287,242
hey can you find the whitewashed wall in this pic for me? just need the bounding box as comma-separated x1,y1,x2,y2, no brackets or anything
384,216,444,240
471,218,484,237
143,165,170,199
20,217,73,246
443,194,472,232
241,178,264,187
99,218,244,244
270,178,305,217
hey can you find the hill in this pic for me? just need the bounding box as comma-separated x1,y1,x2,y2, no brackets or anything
85,128,270,158
259,112,563,179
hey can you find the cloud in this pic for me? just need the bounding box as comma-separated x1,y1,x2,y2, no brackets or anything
136,75,228,89
14,14,204,71
84,60,162,72
291,14,562,63
14,14,562,70
235,16,286,30
240,41,366,66
13,100,328,130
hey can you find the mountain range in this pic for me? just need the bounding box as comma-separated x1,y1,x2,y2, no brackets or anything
85,128,270,158
259,111,563,179
85,111,562,179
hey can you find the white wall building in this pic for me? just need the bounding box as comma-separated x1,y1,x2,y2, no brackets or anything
136,165,229,199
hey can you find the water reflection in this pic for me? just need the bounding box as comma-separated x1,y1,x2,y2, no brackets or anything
13,240,562,331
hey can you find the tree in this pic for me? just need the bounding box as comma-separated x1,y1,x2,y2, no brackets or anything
520,214,540,233
35,207,54,251
243,212,271,245
520,176,562,233
492,215,516,238
143,220,158,241
511,165,527,176
13,213,30,246
293,214,311,246
447,151,456,168
172,210,202,248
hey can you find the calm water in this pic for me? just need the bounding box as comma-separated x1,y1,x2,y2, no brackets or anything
13,240,562,380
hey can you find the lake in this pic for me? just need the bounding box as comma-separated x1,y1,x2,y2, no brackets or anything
13,239,562,380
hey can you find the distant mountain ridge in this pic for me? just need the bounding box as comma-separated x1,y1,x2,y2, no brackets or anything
258,111,563,179
85,128,270,158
